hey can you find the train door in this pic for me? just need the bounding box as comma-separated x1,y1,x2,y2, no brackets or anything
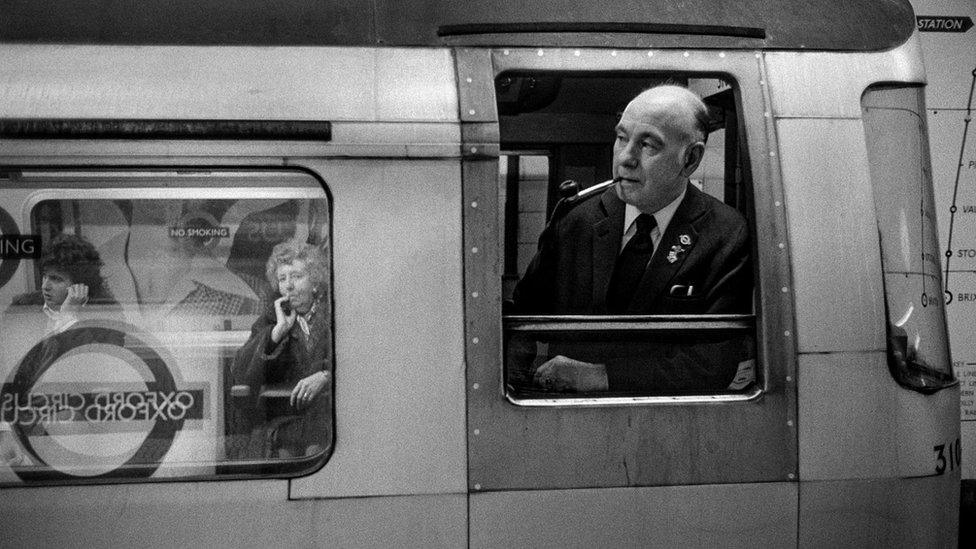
456,47,798,545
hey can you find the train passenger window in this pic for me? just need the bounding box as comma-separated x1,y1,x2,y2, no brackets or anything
0,169,333,483
499,72,758,398
862,86,955,392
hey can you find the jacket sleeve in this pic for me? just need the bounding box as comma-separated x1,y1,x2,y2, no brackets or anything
702,219,753,314
232,309,288,390
602,334,753,393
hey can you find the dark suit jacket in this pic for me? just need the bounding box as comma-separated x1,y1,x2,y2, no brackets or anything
509,183,753,393
513,183,751,315
232,297,332,454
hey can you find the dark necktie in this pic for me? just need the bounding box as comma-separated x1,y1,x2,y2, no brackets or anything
607,213,656,313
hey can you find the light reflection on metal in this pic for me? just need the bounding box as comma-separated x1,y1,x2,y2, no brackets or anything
894,303,914,327
506,386,763,407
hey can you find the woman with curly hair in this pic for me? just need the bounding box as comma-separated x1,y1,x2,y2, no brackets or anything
232,239,332,458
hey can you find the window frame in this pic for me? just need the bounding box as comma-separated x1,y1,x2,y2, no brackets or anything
861,85,956,393
459,47,799,491
496,70,757,404
504,314,761,406
0,166,336,485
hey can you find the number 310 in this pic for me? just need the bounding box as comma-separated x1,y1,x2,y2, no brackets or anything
933,438,961,475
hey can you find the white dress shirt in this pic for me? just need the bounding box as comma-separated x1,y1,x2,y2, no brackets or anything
42,303,79,334
621,186,687,255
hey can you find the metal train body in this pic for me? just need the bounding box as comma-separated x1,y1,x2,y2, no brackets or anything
0,0,960,546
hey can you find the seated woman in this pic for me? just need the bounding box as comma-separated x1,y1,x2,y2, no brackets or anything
232,239,331,458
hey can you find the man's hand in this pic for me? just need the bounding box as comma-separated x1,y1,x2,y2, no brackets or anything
533,355,609,392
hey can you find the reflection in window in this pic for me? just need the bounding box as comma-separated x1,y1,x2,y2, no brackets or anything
0,170,333,483
499,74,757,399
862,86,954,392
231,239,332,459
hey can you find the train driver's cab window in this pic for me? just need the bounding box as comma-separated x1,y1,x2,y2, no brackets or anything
0,170,332,484
500,73,758,399
862,85,954,392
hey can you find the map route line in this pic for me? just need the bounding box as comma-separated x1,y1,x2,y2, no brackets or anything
943,67,976,301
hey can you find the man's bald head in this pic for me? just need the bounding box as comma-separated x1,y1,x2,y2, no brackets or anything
612,85,710,213
625,85,709,146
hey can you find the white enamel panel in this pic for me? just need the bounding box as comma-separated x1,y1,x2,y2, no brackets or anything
799,475,959,548
376,49,458,121
799,350,960,480
797,352,900,481
893,381,961,477
764,35,927,118
470,483,797,548
0,46,458,123
290,158,467,498
0,482,466,548
777,118,886,353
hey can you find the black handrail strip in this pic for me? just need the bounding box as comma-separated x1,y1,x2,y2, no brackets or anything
505,314,755,332
438,22,766,40
0,119,332,141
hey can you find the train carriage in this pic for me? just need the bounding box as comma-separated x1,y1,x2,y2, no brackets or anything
0,0,960,546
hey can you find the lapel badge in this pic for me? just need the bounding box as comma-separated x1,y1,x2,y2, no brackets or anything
679,234,692,246
667,244,683,263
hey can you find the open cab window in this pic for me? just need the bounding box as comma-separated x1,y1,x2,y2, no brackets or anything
498,72,758,401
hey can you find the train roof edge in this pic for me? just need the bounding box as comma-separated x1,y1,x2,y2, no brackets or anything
0,0,916,52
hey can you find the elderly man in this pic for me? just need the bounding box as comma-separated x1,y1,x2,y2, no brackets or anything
511,84,752,393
